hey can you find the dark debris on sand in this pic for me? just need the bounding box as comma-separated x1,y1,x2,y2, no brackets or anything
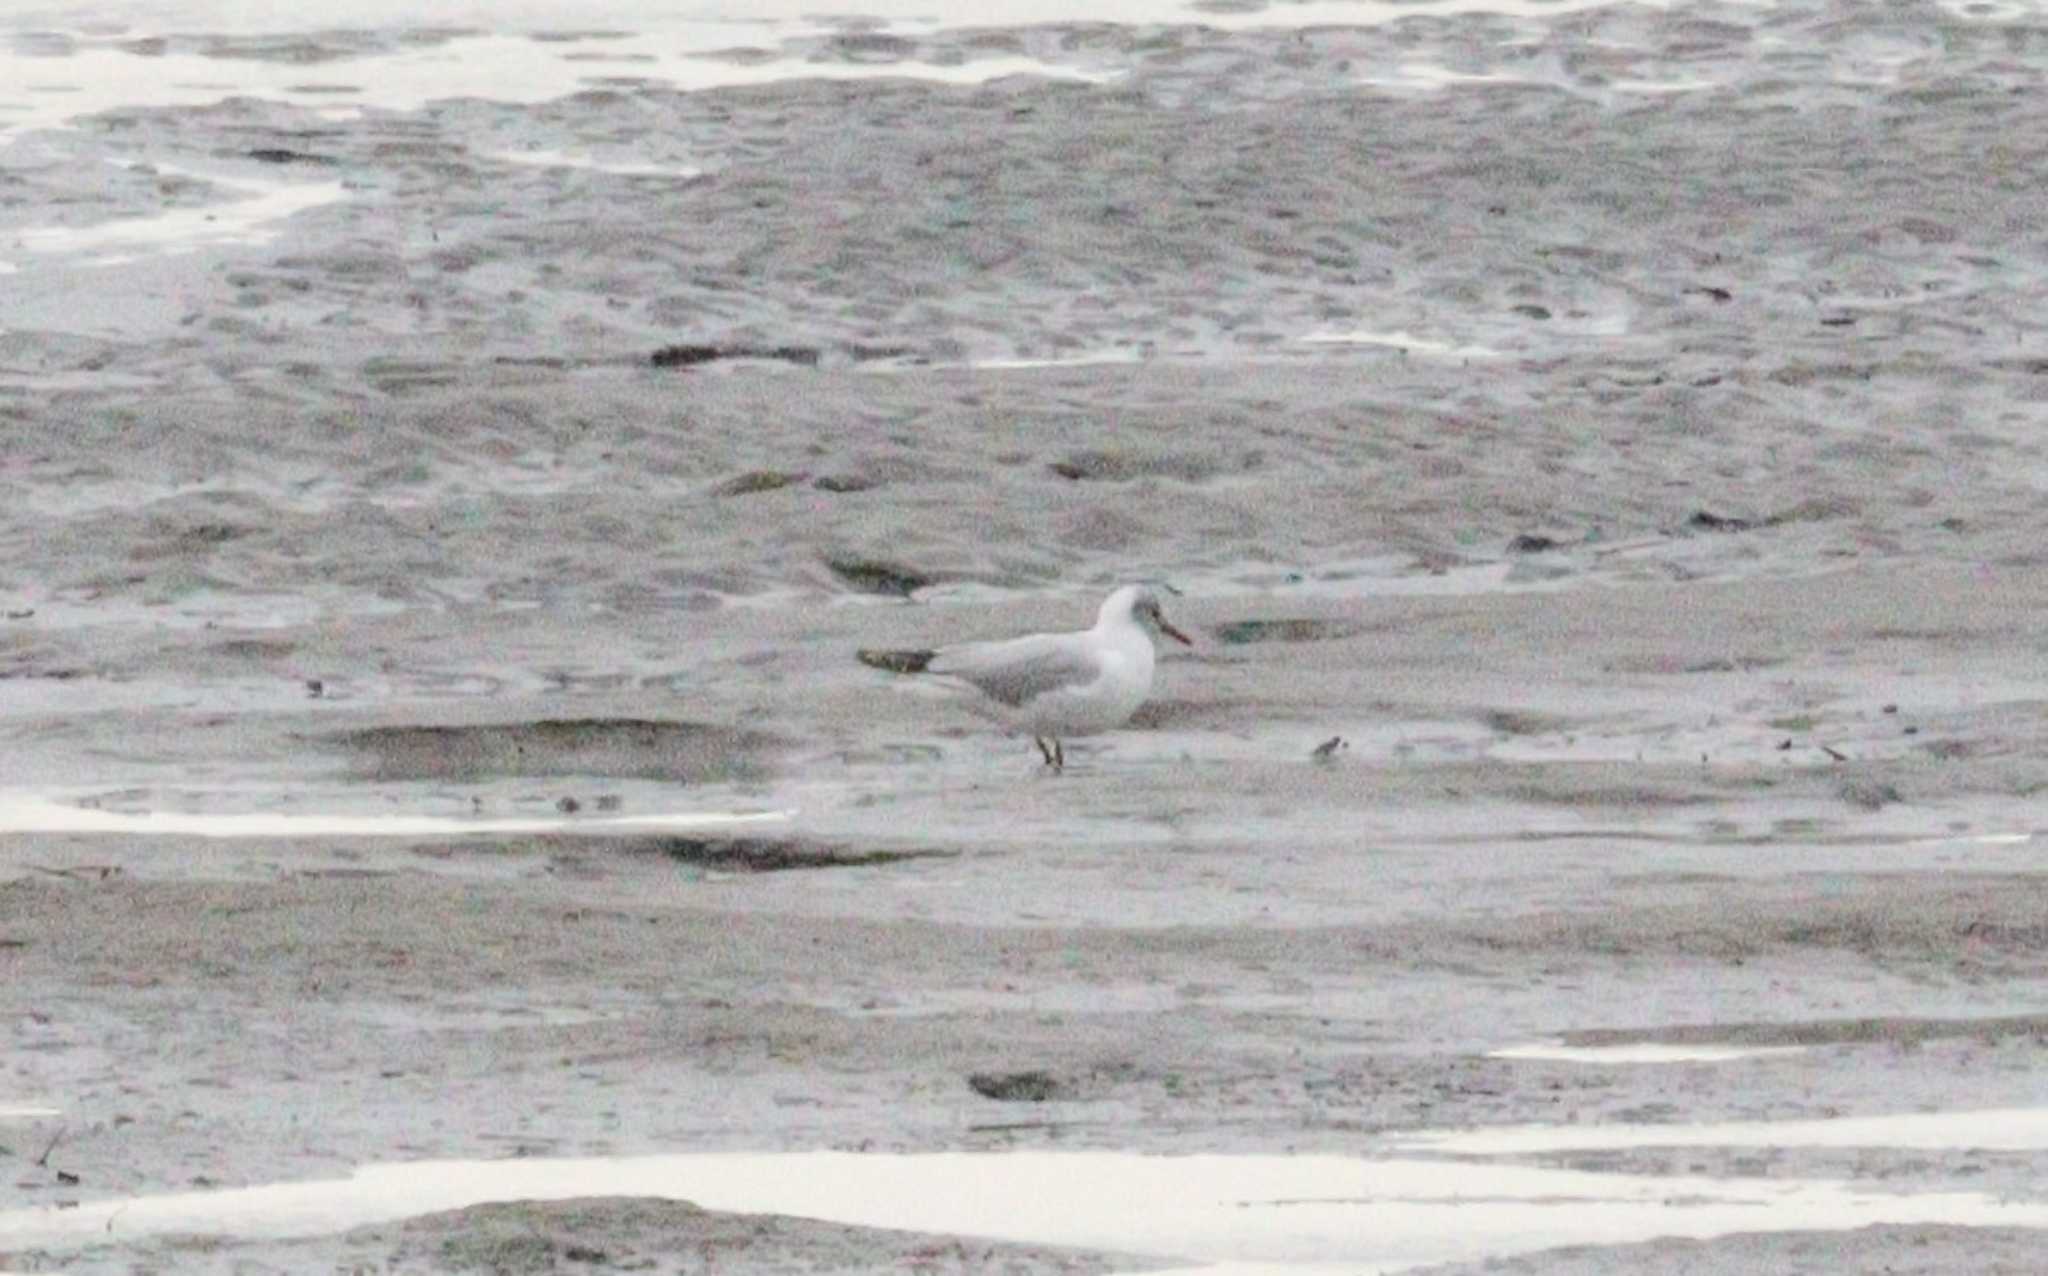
637,836,952,873
1211,618,1362,644
246,147,338,165
827,557,932,597
713,470,807,496
650,343,821,369
856,647,937,675
967,1070,1068,1102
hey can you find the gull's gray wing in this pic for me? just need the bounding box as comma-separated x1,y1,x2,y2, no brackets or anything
927,633,1102,708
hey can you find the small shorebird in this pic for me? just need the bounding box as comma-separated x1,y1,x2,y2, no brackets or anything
858,584,1193,770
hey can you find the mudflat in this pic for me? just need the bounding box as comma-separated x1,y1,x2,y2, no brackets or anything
4,0,2047,1271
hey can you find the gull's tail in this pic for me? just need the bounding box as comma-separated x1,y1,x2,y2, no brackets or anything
857,647,937,675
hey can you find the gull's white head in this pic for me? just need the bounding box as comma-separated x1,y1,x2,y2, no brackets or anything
1098,584,1193,646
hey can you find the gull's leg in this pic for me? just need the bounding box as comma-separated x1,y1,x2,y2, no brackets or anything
1052,739,1065,771
1035,737,1056,767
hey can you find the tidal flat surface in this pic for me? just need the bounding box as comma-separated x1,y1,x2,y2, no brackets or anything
4,0,2047,1271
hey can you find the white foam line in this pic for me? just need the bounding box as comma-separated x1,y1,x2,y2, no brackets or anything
0,37,1118,136
1298,329,1503,359
1359,63,1534,92
0,1105,62,1119
0,795,791,838
6,1148,2048,1269
11,169,345,261
0,0,1652,40
1490,1042,1808,1065
1610,78,1719,94
1908,831,2036,847
1395,1106,2048,1156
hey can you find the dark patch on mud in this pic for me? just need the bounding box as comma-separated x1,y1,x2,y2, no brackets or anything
1687,509,1756,533
1836,775,1903,811
0,664,88,682
823,32,921,63
1126,696,1255,729
131,521,251,559
1611,654,1785,674
208,638,296,660
362,356,460,392
329,719,777,782
1680,655,1786,673
826,557,932,596
1564,1013,2048,1049
857,647,936,674
968,1069,1068,1101
415,833,948,872
1502,782,1716,809
651,343,820,369
1683,498,1858,537
634,835,950,872
1917,738,1973,760
812,473,881,493
1211,618,1362,644
713,469,806,496
1482,709,1569,736
246,147,337,165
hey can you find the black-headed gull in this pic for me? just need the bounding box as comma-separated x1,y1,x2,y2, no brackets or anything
859,584,1193,769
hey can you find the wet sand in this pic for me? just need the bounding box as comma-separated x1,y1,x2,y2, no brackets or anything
5,0,2048,1271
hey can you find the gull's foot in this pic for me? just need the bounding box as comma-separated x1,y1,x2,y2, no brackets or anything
1035,737,1056,768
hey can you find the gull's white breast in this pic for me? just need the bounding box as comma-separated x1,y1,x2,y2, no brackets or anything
1013,626,1155,737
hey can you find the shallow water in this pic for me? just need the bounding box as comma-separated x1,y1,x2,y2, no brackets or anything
0,792,790,837
4,0,1581,143
3,0,1663,37
7,1140,2048,1270
0,0,1884,146
6,164,345,268
0,37,1121,135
